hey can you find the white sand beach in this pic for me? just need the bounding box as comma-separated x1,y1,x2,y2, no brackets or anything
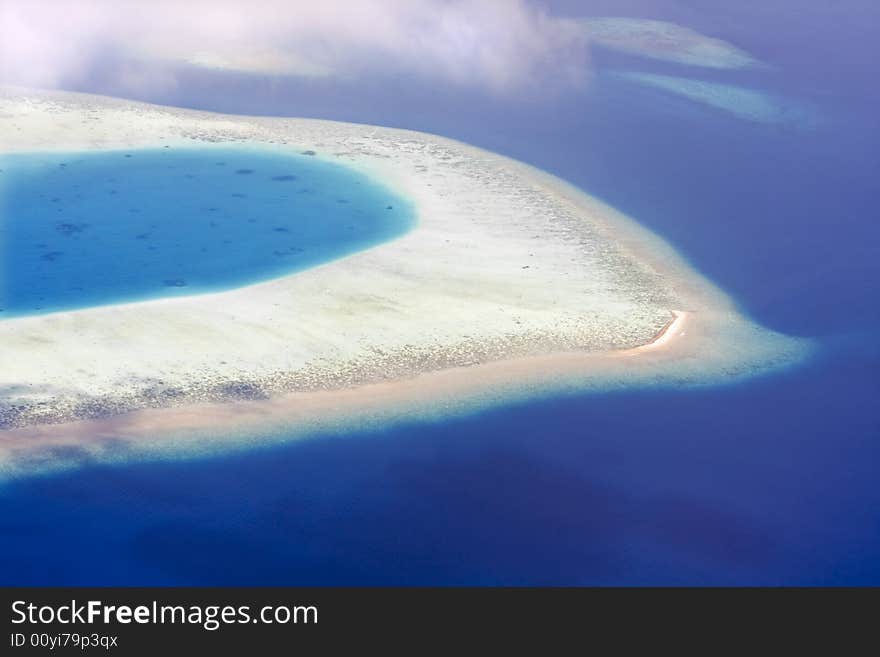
0,87,808,476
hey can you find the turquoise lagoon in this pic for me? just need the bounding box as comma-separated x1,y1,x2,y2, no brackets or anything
0,147,413,317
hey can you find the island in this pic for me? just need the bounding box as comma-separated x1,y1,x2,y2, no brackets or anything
0,87,807,478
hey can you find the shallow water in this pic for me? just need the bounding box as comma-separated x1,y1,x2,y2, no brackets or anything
0,147,412,317
1,3,878,585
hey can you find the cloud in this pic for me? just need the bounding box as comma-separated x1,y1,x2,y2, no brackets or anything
0,0,590,95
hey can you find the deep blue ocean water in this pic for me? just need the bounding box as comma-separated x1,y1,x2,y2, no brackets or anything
0,147,411,316
1,3,878,585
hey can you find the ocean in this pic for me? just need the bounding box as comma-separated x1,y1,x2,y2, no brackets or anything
1,2,877,585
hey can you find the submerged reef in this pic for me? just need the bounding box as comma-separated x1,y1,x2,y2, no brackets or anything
613,72,820,128
581,17,758,69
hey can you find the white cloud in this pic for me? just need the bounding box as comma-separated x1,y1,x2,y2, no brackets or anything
0,0,590,95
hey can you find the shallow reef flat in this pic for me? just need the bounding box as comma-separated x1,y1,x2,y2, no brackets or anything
0,87,807,476
581,17,758,69
613,72,820,128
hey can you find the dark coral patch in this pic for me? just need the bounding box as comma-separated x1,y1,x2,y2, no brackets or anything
56,223,88,236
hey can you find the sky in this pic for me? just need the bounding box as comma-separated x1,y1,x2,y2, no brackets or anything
0,0,592,96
